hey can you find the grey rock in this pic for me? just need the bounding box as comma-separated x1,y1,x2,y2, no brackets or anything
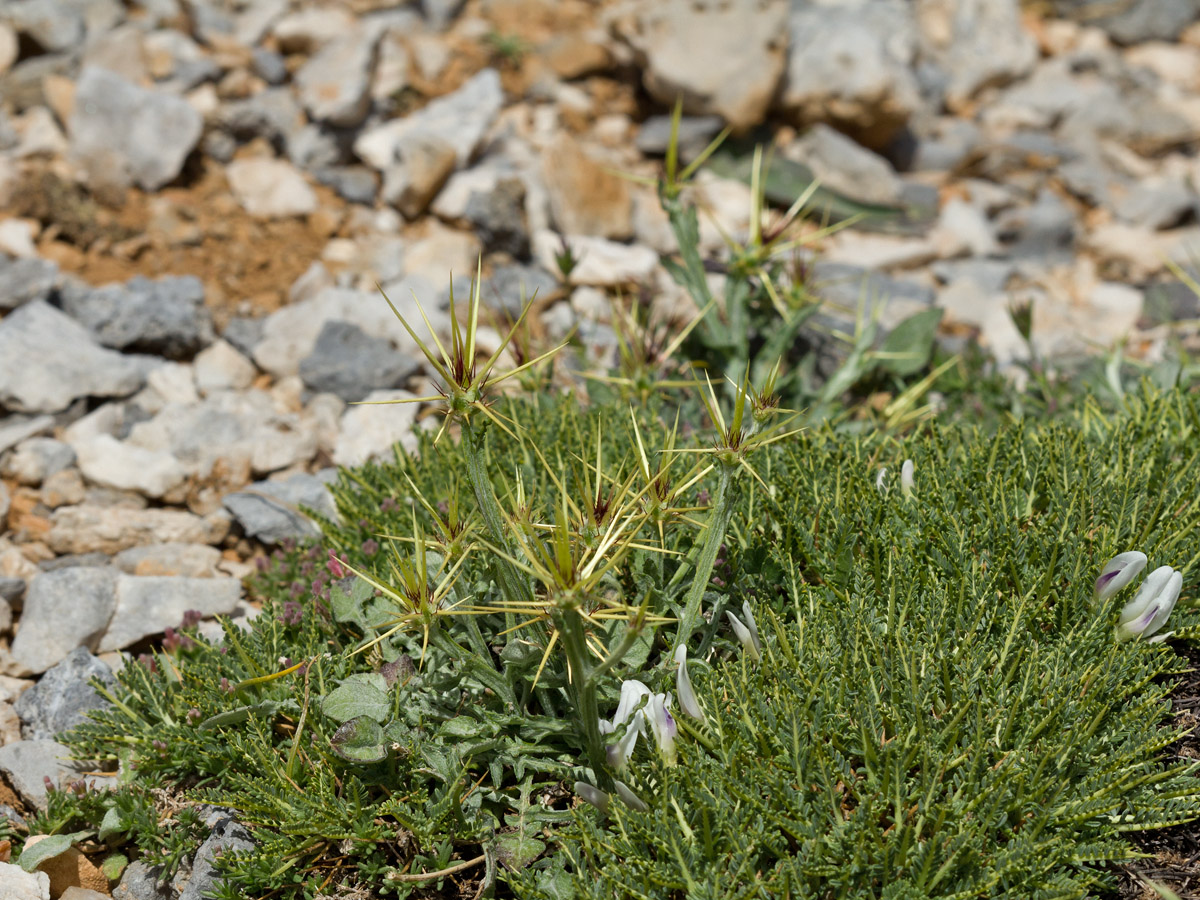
612,0,787,132
0,739,87,809
98,575,243,652
223,471,339,544
69,66,203,193
910,118,982,172
635,115,725,158
919,0,1037,110
315,165,379,205
779,0,919,147
201,129,237,164
1059,155,1126,207
0,51,74,113
811,261,936,312
0,860,48,899
1142,279,1200,326
0,577,25,604
295,27,379,127
114,861,174,900
38,552,112,572
10,567,116,674
4,0,84,53
15,646,115,741
994,189,1076,259
177,816,255,900
221,317,265,360
0,301,144,414
1050,0,1200,44
789,124,907,206
0,255,59,311
0,480,8,524
355,68,503,170
59,275,214,360
1114,177,1196,231
483,263,558,317
221,88,305,151
251,47,288,85
0,415,54,454
299,320,420,402
254,281,446,378
930,259,1018,293
1057,80,1191,156
421,0,466,30
287,122,353,172
464,175,529,257
2,437,75,485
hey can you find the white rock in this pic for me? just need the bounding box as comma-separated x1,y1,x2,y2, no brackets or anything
0,861,50,899
194,340,257,395
333,389,420,467
0,219,38,258
74,434,188,499
98,575,243,652
10,568,116,675
226,157,317,219
788,124,906,206
0,23,17,77
931,199,1000,258
402,222,481,285
272,5,358,53
533,231,658,286
432,165,507,221
253,280,444,378
355,68,503,170
146,361,200,406
13,106,67,159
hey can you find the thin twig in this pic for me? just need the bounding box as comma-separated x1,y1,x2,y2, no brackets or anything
387,853,486,882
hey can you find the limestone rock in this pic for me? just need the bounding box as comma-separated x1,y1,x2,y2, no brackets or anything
543,134,632,239
333,389,420,467
226,157,317,219
0,302,144,414
98,575,243,652
612,0,788,132
69,66,203,192
9,568,116,674
47,506,230,556
14,647,115,741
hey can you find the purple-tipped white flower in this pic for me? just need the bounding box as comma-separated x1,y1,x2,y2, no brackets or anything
674,645,705,722
726,610,760,662
1094,551,1148,604
613,780,649,811
574,781,609,813
601,680,651,770
1117,565,1183,642
900,459,915,500
645,692,677,765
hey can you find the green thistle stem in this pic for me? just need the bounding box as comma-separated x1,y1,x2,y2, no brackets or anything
673,465,736,650
557,605,613,791
460,417,534,630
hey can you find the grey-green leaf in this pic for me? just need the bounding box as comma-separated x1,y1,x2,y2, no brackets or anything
18,831,92,872
329,716,387,763
878,308,943,376
321,680,391,724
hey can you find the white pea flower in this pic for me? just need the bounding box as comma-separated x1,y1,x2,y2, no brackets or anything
574,781,609,813
876,468,888,492
1094,551,1148,604
674,645,705,723
645,692,677,765
900,459,915,500
726,603,761,663
614,780,649,812
1117,565,1183,642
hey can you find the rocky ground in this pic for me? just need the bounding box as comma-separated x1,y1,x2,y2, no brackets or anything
1,0,1200,897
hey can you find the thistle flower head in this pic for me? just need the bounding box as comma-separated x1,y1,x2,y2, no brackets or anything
1094,551,1148,604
